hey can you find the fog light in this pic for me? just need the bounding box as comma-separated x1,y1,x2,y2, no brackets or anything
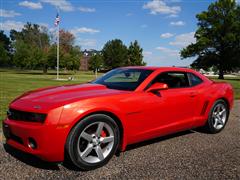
28,138,37,149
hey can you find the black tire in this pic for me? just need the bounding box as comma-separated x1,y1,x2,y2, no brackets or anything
65,114,120,170
203,99,229,134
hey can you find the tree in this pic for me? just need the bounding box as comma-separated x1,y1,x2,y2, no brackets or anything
13,40,31,68
61,46,82,70
180,0,240,79
89,54,103,76
102,39,128,69
0,31,11,66
59,29,75,53
0,43,10,66
11,23,50,72
50,29,82,71
128,40,146,66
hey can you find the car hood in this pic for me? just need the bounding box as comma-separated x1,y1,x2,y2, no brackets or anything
10,83,128,112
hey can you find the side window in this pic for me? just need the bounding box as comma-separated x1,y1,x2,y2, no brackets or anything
152,72,190,88
188,73,203,86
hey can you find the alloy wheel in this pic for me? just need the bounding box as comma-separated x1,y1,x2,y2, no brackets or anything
77,121,114,164
211,103,227,130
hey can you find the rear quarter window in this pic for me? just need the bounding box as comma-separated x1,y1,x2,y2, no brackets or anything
188,73,203,86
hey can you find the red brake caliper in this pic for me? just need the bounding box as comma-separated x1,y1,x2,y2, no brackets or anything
101,130,107,137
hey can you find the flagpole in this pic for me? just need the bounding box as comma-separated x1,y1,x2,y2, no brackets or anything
57,20,59,80
55,8,60,80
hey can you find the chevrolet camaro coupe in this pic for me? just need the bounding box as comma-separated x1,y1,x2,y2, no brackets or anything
3,67,234,170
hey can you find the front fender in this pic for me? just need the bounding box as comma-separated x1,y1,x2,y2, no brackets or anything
57,99,129,151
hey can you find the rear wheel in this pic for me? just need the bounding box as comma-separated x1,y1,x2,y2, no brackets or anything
204,99,229,133
66,114,120,170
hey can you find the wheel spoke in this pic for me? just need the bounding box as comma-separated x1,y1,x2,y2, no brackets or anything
100,136,114,144
212,113,217,118
81,144,93,158
96,122,104,137
81,132,92,142
219,109,226,116
218,118,223,125
95,146,104,161
214,118,218,127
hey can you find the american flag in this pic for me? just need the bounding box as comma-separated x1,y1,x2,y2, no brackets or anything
54,13,60,26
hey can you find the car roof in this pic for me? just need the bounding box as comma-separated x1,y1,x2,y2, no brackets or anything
121,66,194,72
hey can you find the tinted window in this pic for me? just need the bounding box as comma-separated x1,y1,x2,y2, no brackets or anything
188,73,203,86
152,72,190,88
92,68,153,91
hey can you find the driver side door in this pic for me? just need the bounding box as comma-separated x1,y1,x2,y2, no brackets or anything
127,71,197,144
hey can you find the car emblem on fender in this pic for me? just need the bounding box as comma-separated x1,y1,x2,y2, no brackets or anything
34,105,41,109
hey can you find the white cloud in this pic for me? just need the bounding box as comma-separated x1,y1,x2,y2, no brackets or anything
41,0,74,12
70,27,100,35
169,0,182,2
155,46,179,56
141,24,148,28
170,21,185,26
126,13,133,16
0,9,21,17
77,38,97,47
19,1,43,9
79,6,95,13
143,51,153,57
169,32,195,47
143,0,181,15
160,32,174,38
0,20,24,31
39,23,49,28
167,14,178,18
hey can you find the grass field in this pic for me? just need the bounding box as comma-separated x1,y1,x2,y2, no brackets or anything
0,69,239,124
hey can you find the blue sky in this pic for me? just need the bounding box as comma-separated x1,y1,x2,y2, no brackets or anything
1,0,216,66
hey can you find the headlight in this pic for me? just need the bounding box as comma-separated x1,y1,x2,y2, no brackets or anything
7,109,47,123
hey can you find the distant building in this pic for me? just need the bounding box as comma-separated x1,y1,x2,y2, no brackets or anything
80,49,101,71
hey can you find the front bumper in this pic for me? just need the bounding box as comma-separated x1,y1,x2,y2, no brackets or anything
2,117,68,162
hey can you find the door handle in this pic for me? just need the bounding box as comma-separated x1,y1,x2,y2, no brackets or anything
189,92,197,97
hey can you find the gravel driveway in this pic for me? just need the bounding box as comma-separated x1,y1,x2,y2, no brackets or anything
0,101,239,180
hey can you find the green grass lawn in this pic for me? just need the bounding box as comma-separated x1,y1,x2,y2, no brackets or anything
0,69,239,124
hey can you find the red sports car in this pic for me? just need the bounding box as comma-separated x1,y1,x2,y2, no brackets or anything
3,67,234,170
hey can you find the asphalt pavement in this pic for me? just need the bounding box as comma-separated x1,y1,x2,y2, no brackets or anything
0,101,239,180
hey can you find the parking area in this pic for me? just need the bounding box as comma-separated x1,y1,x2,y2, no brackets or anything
0,101,239,180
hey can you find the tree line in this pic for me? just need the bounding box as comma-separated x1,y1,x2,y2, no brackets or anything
0,24,145,74
0,24,82,73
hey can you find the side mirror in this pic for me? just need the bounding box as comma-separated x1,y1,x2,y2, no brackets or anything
146,83,168,93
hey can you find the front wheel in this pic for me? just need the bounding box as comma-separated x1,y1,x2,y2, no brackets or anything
204,99,229,133
65,114,120,170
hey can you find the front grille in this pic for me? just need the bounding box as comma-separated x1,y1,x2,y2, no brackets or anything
7,109,47,123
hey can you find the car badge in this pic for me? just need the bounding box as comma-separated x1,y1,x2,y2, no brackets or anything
34,105,41,109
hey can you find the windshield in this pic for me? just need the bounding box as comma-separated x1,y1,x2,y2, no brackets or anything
92,68,153,91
